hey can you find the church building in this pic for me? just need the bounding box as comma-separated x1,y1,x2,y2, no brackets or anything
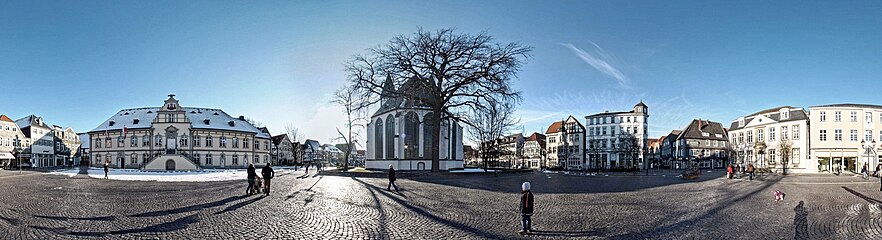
366,77,464,171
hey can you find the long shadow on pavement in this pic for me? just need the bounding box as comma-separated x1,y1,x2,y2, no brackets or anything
130,195,245,217
360,177,391,239
352,178,507,239
608,175,783,238
66,214,200,237
213,195,265,215
794,201,809,240
412,170,727,194
841,186,882,205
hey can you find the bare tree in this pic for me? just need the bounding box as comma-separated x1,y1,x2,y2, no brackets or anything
468,99,519,170
331,85,368,170
778,139,793,175
245,118,264,128
285,123,303,144
345,28,531,171
616,135,641,170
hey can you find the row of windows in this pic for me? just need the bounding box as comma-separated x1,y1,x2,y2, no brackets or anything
819,111,881,123
94,134,268,150
818,129,880,142
588,126,644,136
2,126,18,132
732,125,801,144
587,116,643,125
100,152,270,166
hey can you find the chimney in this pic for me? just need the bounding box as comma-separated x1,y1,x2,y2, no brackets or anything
239,116,245,121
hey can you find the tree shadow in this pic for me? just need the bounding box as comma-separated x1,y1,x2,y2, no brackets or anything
528,229,607,237
286,176,323,201
34,215,117,221
360,177,390,239
794,201,809,239
68,214,200,237
352,178,506,239
130,195,245,217
608,175,783,238
0,215,21,226
412,171,729,194
841,186,882,205
213,195,265,215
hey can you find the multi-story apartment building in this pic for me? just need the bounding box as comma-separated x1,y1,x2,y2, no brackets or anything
545,116,586,170
52,125,81,166
499,133,525,168
728,106,811,173
89,95,272,170
522,132,546,169
809,104,882,173
0,115,27,168
585,101,649,170
660,130,681,168
674,119,729,169
16,115,57,168
271,134,295,165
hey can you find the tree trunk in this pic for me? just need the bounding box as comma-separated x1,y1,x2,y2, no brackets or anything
431,106,442,172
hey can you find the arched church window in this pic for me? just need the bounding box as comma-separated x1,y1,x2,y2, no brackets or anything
385,117,395,159
404,112,419,159
375,118,384,159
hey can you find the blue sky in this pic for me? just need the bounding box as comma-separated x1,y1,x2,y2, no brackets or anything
2,0,881,145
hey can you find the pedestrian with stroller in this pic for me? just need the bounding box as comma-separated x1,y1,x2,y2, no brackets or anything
387,165,399,192
519,181,535,235
246,164,257,195
262,163,275,196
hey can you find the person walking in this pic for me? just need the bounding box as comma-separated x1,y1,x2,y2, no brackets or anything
519,181,535,235
747,163,755,181
726,164,734,179
387,165,399,192
862,163,869,180
103,162,109,179
246,164,257,195
262,163,275,196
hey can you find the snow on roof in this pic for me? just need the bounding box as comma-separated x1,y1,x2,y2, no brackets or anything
89,107,270,139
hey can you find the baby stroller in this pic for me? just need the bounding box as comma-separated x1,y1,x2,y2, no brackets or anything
252,175,263,194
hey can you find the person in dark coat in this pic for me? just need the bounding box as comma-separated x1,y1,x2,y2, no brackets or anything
387,165,399,192
747,163,755,181
519,181,534,234
262,163,275,196
103,162,109,179
246,164,257,195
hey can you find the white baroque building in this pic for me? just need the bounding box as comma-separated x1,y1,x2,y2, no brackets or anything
584,101,649,170
88,95,272,170
809,104,882,173
728,106,812,173
366,77,464,171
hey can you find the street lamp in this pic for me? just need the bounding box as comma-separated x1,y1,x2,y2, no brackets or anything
862,139,877,173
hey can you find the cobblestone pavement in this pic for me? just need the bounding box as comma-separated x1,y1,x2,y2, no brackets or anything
1,169,881,239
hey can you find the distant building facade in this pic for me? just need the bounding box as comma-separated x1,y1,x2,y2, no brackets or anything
674,119,729,169
545,116,585,170
1,115,27,168
522,132,546,169
729,106,811,173
88,95,271,170
809,104,882,173
584,101,649,170
272,134,295,166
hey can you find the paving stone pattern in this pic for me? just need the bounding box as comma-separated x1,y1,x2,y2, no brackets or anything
1,169,881,239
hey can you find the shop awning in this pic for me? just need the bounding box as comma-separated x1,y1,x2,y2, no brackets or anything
0,152,14,160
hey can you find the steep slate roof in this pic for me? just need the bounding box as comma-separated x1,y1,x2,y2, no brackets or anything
585,110,634,118
271,134,290,145
15,115,50,129
810,103,882,109
729,106,808,131
89,107,270,139
372,76,434,117
677,119,728,141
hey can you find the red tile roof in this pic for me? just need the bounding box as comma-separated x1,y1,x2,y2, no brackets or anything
0,114,13,122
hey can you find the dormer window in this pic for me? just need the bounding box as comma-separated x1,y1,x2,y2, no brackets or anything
228,121,235,127
737,117,745,127
702,132,710,137
109,121,115,126
133,119,140,124
204,119,210,125
213,112,219,116
780,109,790,119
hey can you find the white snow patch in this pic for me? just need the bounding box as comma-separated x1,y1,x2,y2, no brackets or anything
47,167,301,182
449,168,498,173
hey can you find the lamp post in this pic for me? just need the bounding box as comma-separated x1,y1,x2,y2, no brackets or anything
862,139,877,174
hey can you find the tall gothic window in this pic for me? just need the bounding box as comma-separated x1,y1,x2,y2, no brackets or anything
404,112,419,159
374,118,383,159
385,116,395,159
423,113,435,159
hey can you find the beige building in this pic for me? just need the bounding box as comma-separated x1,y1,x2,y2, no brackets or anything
0,115,27,168
89,95,272,170
584,101,649,170
728,106,812,173
272,134,295,165
809,104,882,173
545,115,585,170
522,132,546,169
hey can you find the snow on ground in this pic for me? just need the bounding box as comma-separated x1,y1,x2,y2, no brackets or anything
48,167,302,182
449,168,498,173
